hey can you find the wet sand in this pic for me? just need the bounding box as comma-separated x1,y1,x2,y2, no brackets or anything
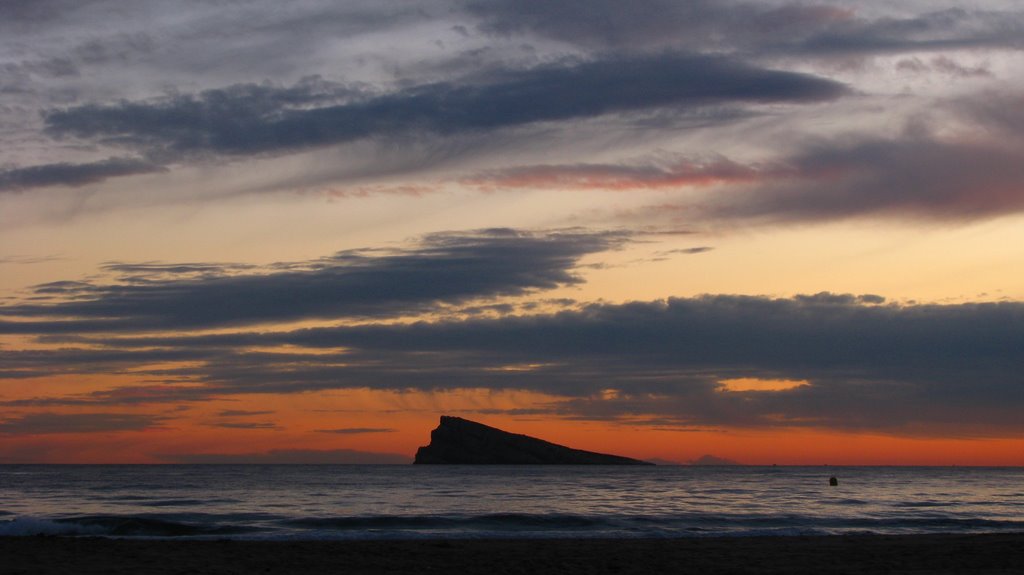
2,533,1023,574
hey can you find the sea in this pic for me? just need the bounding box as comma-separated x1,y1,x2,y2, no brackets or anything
1,465,1022,540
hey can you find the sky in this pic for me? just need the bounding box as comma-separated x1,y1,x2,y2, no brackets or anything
1,0,1023,465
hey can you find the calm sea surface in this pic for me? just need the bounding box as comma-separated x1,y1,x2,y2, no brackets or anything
1,465,1022,539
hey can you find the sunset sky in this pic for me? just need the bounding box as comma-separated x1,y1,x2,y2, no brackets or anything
2,0,1023,464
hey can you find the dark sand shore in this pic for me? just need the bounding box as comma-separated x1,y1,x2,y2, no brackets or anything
2,533,1023,575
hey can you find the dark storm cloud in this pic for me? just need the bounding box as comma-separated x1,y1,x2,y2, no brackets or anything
42,53,844,161
163,448,409,464
0,412,164,435
0,229,626,333
15,293,1022,436
466,0,1024,55
0,157,165,193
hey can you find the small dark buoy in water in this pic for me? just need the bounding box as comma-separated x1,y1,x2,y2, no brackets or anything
829,476,839,486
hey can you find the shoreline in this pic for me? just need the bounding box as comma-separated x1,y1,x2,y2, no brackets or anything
3,532,1023,574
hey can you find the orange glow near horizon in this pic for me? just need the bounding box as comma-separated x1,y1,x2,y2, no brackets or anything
2,386,1022,466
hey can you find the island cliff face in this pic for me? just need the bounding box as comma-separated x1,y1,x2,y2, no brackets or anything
414,416,652,465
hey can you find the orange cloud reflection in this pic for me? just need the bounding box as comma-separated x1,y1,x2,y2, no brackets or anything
717,378,810,392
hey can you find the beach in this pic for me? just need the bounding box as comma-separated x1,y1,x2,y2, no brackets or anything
2,533,1023,575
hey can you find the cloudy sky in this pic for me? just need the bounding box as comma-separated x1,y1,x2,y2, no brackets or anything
1,0,1022,464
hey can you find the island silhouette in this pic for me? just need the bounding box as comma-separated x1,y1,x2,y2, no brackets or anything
414,416,652,464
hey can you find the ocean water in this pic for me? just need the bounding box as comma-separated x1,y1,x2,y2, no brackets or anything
1,465,1022,539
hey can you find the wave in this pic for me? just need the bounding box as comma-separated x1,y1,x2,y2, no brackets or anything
4,510,1023,539
841,516,1024,530
0,514,267,538
284,513,605,532
832,498,870,506
0,517,92,537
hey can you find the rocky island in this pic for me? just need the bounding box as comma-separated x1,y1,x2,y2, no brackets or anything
414,416,652,465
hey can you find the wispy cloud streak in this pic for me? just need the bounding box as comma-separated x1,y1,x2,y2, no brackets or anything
0,229,626,332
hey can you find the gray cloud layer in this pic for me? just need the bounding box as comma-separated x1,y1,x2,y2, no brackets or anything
6,293,1023,436
0,229,624,332
5,231,1019,437
185,296,1024,435
707,134,1024,223
0,157,164,193
468,0,1024,55
467,97,1024,223
5,0,1022,233
38,53,843,168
